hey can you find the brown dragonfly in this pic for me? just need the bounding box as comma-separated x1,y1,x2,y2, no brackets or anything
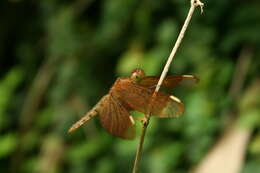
68,69,198,139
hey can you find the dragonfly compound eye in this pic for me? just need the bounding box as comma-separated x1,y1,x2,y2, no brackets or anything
130,68,145,83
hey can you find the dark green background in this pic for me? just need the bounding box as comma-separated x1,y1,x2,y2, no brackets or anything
1,0,260,172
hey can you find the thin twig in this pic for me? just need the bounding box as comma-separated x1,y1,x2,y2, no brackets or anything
132,1,204,172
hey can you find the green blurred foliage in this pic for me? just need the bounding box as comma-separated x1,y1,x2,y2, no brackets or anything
0,0,260,173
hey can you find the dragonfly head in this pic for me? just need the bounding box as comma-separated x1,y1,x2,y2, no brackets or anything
130,68,146,83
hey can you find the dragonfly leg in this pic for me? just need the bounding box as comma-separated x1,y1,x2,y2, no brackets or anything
134,117,149,126
134,117,146,121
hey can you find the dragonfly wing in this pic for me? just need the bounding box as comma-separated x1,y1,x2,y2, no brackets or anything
138,75,199,89
152,95,184,118
98,94,136,139
113,81,184,118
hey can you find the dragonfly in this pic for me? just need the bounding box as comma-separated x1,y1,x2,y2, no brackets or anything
68,68,199,139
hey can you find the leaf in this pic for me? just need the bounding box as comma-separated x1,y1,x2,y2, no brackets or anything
0,133,18,158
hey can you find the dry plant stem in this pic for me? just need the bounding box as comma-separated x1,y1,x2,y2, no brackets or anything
228,46,252,100
192,47,253,173
132,1,204,172
11,58,58,173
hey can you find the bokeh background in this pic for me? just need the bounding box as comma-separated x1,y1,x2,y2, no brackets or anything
1,0,260,173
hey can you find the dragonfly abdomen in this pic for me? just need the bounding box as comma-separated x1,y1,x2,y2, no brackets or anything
68,109,98,133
